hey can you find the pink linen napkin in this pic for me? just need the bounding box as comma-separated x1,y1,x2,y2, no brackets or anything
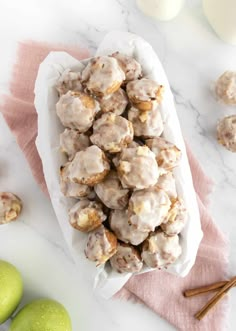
0,41,229,331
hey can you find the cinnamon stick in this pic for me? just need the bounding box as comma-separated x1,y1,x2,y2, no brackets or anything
195,291,228,321
195,276,236,321
184,280,228,297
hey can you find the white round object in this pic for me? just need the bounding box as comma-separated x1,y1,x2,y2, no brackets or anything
136,0,185,21
203,0,236,45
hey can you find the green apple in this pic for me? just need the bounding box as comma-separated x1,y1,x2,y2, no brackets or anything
0,260,23,324
10,298,72,331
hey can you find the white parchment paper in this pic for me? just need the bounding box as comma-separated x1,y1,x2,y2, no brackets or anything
34,31,203,299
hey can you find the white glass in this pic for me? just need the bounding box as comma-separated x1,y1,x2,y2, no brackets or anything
136,0,185,21
203,0,236,45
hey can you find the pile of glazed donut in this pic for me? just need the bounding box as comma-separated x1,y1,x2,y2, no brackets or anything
55,53,187,274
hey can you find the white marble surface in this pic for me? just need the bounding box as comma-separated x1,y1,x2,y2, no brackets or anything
0,0,236,330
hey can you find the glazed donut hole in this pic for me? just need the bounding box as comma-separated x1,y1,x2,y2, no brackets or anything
91,113,134,153
217,115,236,152
109,209,149,246
111,140,144,170
82,56,125,97
60,128,90,161
110,242,143,274
67,145,110,186
60,163,92,198
141,230,182,269
94,170,129,210
215,71,236,105
112,52,142,82
161,198,187,236
155,172,177,199
69,199,106,232
0,192,22,224
146,137,181,172
126,78,164,111
128,105,164,138
99,88,128,116
56,91,100,132
128,188,171,232
84,225,117,265
56,69,83,96
117,146,159,189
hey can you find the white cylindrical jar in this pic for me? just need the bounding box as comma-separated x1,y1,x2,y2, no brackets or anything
203,0,236,45
136,0,185,21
